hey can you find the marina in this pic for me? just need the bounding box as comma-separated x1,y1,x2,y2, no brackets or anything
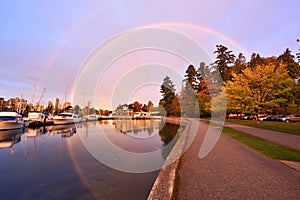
0,119,180,199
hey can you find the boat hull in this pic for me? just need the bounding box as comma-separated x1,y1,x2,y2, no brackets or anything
52,119,78,125
0,121,24,131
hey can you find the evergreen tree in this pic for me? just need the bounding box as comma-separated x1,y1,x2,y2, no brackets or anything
184,65,199,91
181,65,199,117
197,62,209,94
296,39,300,64
159,76,179,116
277,48,300,79
248,53,264,69
214,44,236,82
232,53,247,74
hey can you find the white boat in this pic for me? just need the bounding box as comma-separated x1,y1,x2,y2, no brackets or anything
86,114,98,121
0,111,25,130
52,112,80,125
27,112,46,126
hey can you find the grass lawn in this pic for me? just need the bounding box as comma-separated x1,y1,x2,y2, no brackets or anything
225,119,300,136
222,127,300,162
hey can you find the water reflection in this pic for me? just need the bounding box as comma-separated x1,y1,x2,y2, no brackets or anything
0,129,23,151
112,119,163,137
159,122,180,145
159,123,180,160
49,124,77,137
0,120,181,199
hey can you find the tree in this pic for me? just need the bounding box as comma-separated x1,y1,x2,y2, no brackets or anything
170,95,181,117
181,65,199,117
74,105,81,114
231,53,247,75
184,65,199,90
141,104,148,112
288,81,300,112
159,76,179,116
214,44,236,82
196,62,224,117
248,53,264,69
196,63,211,116
296,39,300,63
147,101,154,112
277,48,300,79
226,63,294,118
132,101,142,112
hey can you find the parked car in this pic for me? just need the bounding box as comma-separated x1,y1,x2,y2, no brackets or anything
241,114,267,121
277,115,291,122
265,115,281,121
241,115,254,120
258,115,269,121
290,114,300,122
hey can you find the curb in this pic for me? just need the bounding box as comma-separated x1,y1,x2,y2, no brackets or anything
148,118,191,200
279,160,300,173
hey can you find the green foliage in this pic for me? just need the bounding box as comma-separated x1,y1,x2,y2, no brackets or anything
248,53,264,69
181,65,199,117
184,65,199,90
214,44,236,82
231,53,247,74
159,76,180,116
226,63,294,115
293,81,300,105
277,48,300,79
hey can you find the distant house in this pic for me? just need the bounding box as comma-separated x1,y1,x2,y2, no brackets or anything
113,106,134,118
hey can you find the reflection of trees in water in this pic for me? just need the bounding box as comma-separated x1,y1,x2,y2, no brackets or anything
159,123,180,160
159,123,179,145
147,126,154,136
113,119,162,135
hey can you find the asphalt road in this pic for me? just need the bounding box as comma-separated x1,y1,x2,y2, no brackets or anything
178,121,300,200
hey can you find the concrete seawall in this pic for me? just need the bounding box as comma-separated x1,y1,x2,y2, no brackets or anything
148,118,191,200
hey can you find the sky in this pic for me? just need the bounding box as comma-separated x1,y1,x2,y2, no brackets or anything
0,0,299,110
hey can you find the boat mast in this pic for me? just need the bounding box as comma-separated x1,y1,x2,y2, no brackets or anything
37,88,46,112
32,84,36,111
83,92,85,115
63,84,68,110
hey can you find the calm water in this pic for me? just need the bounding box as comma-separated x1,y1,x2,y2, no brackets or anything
0,120,180,200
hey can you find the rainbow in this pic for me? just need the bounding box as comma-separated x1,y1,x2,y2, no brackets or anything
69,22,249,108
45,21,248,193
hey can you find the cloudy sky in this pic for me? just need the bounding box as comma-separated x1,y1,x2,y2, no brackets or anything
0,0,299,109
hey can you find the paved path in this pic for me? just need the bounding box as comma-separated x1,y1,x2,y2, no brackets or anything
178,121,300,199
224,122,300,151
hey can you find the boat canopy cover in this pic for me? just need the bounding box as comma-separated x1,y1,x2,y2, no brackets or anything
0,111,22,117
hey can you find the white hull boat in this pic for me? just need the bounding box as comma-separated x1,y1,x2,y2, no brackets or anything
0,111,24,131
53,112,80,125
86,114,98,121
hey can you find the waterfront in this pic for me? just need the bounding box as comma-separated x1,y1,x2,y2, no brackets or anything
0,120,180,200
